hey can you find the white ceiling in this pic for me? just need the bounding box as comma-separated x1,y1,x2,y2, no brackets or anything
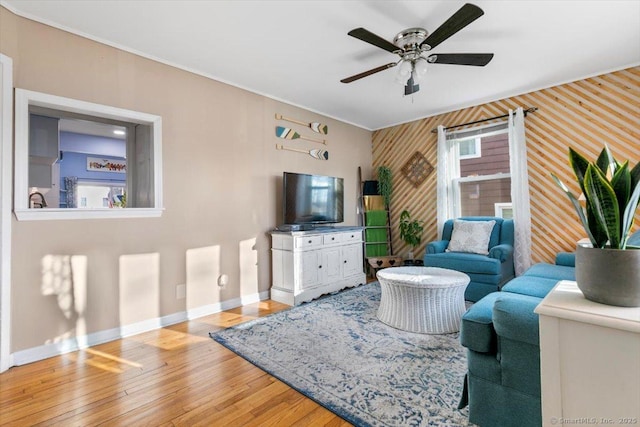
59,118,126,140
3,0,640,130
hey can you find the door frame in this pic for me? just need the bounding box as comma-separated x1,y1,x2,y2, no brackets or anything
0,53,14,372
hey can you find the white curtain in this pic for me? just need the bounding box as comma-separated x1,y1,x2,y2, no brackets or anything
508,107,532,275
436,125,450,237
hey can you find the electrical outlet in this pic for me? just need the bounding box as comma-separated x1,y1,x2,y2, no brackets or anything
176,284,186,299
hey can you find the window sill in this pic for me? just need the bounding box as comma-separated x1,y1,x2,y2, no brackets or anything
14,208,164,221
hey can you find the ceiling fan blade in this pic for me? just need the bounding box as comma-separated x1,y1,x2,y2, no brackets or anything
340,62,397,83
420,3,484,50
427,53,494,66
347,28,400,53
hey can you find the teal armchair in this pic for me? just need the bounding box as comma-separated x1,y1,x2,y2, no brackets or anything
423,217,515,302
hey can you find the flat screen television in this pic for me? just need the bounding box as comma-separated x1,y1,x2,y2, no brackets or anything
283,172,344,225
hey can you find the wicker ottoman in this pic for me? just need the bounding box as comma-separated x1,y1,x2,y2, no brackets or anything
376,266,470,334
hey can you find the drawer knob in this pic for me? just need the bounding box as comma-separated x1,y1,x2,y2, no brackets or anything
319,265,322,269
308,240,312,243
331,237,335,240
343,260,347,263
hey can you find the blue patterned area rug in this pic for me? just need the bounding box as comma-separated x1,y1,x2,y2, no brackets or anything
210,282,471,426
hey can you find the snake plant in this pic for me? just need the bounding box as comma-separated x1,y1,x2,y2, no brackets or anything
552,145,640,249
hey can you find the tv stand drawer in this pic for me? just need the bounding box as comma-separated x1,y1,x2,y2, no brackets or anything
340,231,362,243
295,235,323,249
323,234,342,245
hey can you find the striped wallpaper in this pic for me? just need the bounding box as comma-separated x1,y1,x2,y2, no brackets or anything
372,66,640,263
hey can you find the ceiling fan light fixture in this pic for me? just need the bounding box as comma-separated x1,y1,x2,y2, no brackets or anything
411,69,420,84
399,59,412,75
414,57,429,76
394,59,413,84
410,57,429,84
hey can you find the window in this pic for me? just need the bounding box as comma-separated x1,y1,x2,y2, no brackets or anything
14,89,163,220
458,137,481,159
494,202,514,219
448,123,510,217
76,181,126,208
437,108,532,275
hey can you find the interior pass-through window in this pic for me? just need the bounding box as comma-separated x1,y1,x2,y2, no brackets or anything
14,89,163,220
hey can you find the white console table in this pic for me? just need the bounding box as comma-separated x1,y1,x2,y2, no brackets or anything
270,227,366,305
535,280,640,427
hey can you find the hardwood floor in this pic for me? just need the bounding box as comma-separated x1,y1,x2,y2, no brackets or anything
0,301,352,426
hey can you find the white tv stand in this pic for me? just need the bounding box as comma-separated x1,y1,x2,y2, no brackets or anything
270,226,366,305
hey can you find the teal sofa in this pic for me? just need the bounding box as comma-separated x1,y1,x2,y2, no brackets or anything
459,252,576,427
424,217,515,302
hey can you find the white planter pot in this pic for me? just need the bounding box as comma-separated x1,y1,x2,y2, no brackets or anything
575,245,640,307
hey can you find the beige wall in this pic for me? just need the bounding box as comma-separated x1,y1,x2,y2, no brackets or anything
373,67,640,263
0,8,373,353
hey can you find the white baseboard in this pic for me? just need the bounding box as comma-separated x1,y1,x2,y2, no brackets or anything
186,290,270,320
11,290,270,367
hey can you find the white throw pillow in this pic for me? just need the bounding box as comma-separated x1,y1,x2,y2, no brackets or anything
446,220,496,255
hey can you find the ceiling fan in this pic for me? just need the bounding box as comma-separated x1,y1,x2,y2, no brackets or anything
341,3,494,95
